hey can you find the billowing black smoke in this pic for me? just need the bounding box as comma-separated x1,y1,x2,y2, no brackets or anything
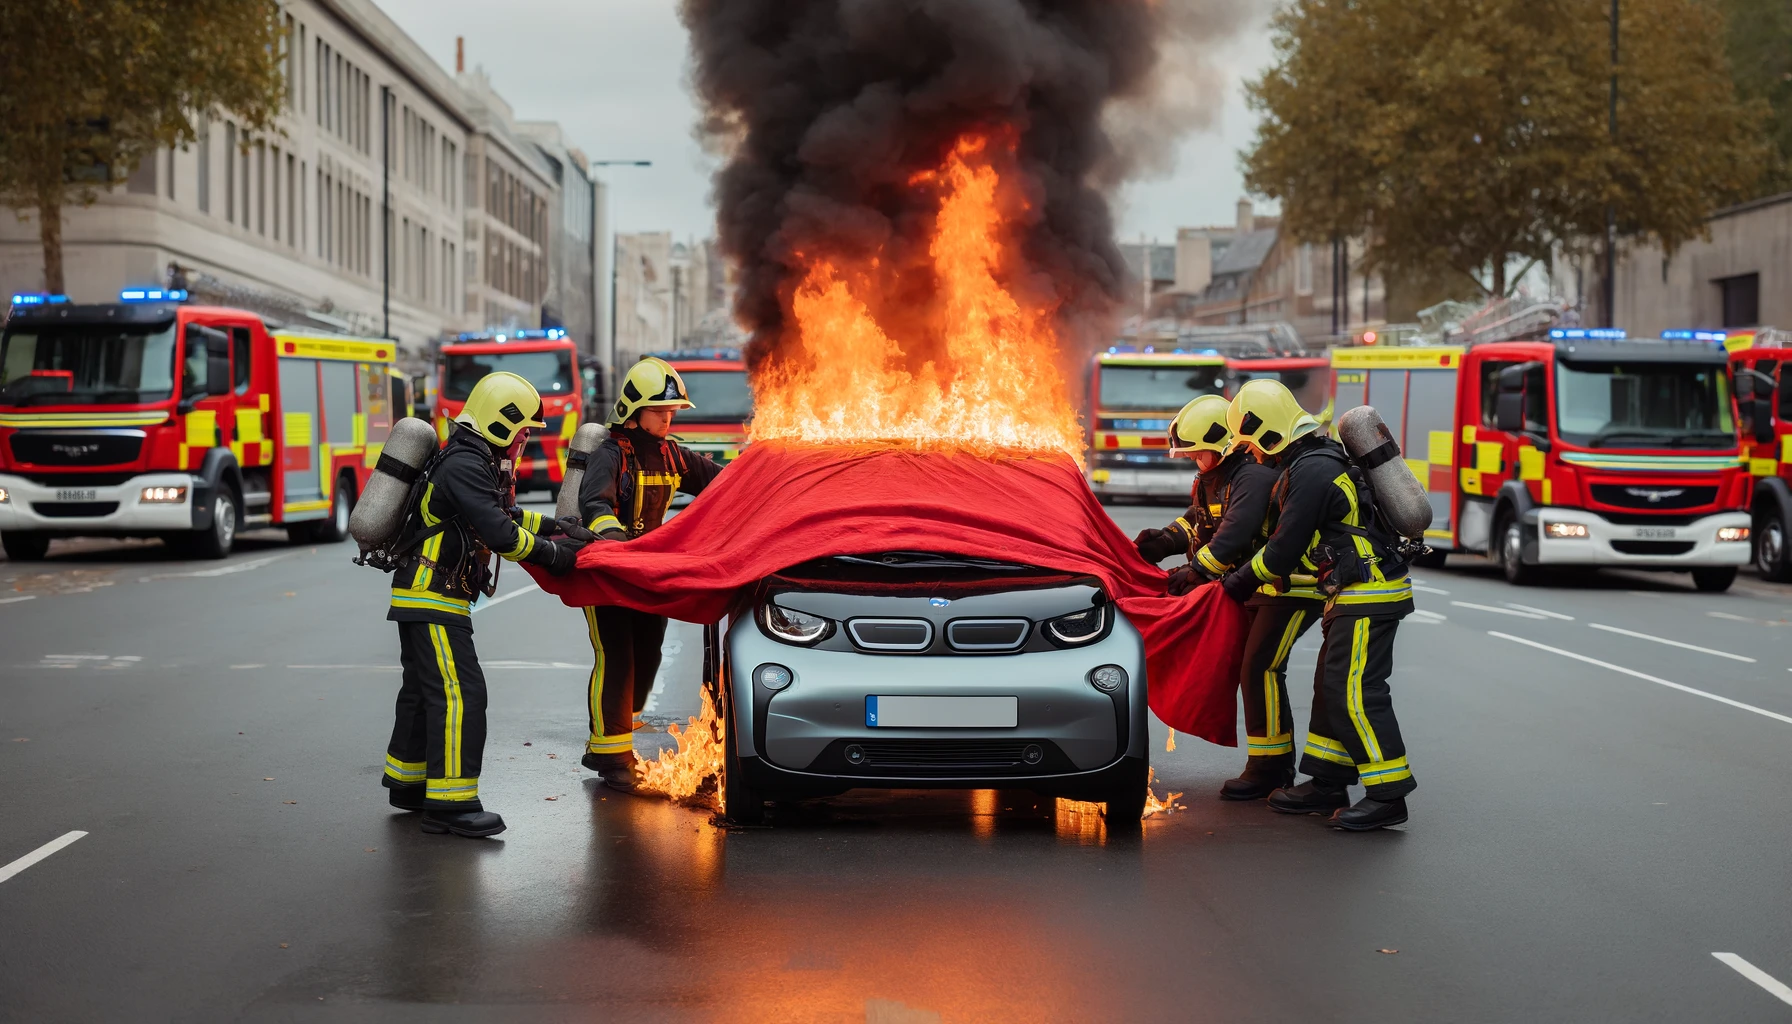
679,0,1217,365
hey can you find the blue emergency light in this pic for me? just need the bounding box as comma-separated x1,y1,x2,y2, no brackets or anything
1660,329,1726,342
508,329,567,340
1550,328,1627,340
10,292,69,306
119,288,188,303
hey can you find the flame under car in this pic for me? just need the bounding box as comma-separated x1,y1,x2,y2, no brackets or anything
705,552,1150,825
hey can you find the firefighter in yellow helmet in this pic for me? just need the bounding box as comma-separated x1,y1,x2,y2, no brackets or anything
576,358,724,791
382,371,586,837
1134,393,1325,800
1221,378,1416,830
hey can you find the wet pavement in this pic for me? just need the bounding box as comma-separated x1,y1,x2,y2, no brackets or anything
4,499,1792,1021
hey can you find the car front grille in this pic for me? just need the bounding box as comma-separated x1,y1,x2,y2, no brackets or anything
20,472,140,487
808,739,1075,777
9,431,144,466
846,618,934,652
33,502,120,518
1589,484,1718,510
1611,540,1696,556
945,618,1030,652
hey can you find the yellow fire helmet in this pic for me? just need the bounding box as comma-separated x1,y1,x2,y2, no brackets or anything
1226,378,1319,456
1167,394,1233,458
610,357,695,426
455,370,546,446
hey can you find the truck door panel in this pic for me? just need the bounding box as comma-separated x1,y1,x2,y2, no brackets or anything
318,360,357,498
279,357,323,509
1404,369,1457,532
1334,372,1366,418
180,324,234,473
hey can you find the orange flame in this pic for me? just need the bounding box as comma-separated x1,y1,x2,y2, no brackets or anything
749,133,1085,457
638,688,724,807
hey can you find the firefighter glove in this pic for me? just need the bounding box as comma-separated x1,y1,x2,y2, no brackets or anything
1165,565,1204,597
1134,526,1186,564
545,538,587,576
555,516,596,543
1220,568,1258,604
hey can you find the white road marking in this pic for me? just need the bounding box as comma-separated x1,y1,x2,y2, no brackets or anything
1707,611,1756,622
1489,632,1792,726
0,831,87,884
1450,601,1547,620
44,654,109,661
1412,584,1451,595
139,551,298,581
1587,623,1756,663
0,595,36,604
287,664,403,672
472,582,541,614
230,663,266,669
1410,609,1448,621
1713,953,1792,1007
1504,602,1574,621
643,635,685,714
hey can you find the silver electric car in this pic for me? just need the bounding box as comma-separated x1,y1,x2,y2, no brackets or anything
703,552,1150,825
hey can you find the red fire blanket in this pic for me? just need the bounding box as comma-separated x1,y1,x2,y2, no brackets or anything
525,443,1248,746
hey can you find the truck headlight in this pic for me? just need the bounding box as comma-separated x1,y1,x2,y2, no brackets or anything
759,601,833,645
1543,521,1589,539
141,486,188,503
0,487,9,504
1046,606,1107,645
1717,526,1750,542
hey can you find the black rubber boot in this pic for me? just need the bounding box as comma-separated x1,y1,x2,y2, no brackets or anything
582,752,636,774
1219,765,1295,801
387,785,428,812
420,809,507,838
1266,778,1351,815
1330,796,1408,831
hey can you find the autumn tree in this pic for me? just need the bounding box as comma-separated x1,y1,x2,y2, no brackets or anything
1723,0,1792,196
0,0,286,293
1242,0,1769,299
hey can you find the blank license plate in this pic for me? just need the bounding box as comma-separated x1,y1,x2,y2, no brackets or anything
1634,527,1677,539
55,489,98,502
866,695,1018,728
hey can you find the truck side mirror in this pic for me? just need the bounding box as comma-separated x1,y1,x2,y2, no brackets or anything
1496,392,1525,434
1753,398,1775,444
206,332,232,397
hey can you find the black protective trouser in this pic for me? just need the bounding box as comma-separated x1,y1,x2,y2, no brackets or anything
1298,610,1416,801
1239,599,1324,771
583,605,668,757
384,621,488,811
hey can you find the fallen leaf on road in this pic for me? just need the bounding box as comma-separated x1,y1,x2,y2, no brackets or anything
279,943,289,949
263,777,275,781
523,741,532,746
1377,949,1399,955
283,800,297,805
547,753,559,759
283,592,296,597
364,848,376,853
12,738,28,742
544,795,558,801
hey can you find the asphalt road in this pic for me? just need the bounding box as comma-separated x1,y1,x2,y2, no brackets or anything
4,498,1792,1022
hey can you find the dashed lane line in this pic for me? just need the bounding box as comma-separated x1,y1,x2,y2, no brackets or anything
1503,602,1574,621
1412,584,1451,595
0,831,87,885
1587,623,1757,663
472,582,541,614
139,551,301,582
1713,953,1792,1007
1489,632,1792,726
1450,601,1548,620
0,595,37,605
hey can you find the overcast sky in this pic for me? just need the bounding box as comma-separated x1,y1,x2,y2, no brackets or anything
379,0,1278,245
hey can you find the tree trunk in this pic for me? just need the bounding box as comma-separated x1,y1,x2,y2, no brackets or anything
37,187,64,295
1491,257,1507,299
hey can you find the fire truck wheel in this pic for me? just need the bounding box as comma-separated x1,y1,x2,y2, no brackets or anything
1691,567,1737,593
1498,515,1540,586
311,478,353,544
173,483,238,560
1755,505,1792,582
1,532,51,562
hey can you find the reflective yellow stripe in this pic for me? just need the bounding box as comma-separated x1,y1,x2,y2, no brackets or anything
414,483,443,591
389,588,472,616
1265,609,1307,739
384,755,426,783
426,777,479,802
1333,578,1413,605
502,528,535,561
1303,734,1356,766
430,624,463,778
520,509,544,533
1344,617,1384,763
1359,755,1411,785
1334,472,1383,579
1173,517,1195,538
1196,545,1229,575
1249,549,1276,583
588,514,623,535
1247,734,1294,755
585,607,609,751
637,473,681,486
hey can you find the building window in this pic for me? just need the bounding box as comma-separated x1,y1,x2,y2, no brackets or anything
256,142,266,236
224,123,236,222
1719,273,1760,328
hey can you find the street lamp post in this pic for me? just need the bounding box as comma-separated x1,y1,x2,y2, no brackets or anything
587,160,652,404
1603,0,1619,328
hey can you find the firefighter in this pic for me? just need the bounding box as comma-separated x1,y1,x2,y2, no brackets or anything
1133,394,1324,800
577,358,724,792
1218,379,1416,830
382,371,586,838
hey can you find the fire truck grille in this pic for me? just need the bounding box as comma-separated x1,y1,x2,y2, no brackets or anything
9,431,144,466
1589,484,1718,510
1611,540,1697,556
33,502,120,518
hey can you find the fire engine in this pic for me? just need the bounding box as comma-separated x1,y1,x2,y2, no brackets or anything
651,347,752,467
1331,317,1750,591
1,290,405,560
1722,327,1792,580
1228,352,1333,426
435,329,581,498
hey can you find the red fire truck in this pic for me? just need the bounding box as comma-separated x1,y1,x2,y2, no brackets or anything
652,348,752,467
1086,347,1228,501
1228,353,1333,425
1722,327,1792,580
1,290,404,560
435,330,582,498
1332,326,1750,590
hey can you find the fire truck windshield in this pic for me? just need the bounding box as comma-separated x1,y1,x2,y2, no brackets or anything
1233,368,1330,414
1555,360,1736,448
0,322,179,406
675,368,752,422
442,349,574,401
1097,365,1225,412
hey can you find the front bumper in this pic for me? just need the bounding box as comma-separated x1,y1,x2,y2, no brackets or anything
0,471,197,534
1528,507,1751,567
1088,467,1195,498
724,611,1148,797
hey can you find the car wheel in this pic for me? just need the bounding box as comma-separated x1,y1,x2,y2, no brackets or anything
1499,516,1539,586
1755,506,1792,582
174,483,238,559
1692,566,1737,593
719,671,765,825
1101,756,1150,830
310,477,353,544
1,531,51,561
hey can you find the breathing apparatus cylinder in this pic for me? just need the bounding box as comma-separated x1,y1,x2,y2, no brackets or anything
350,417,439,552
1336,405,1434,539
555,422,610,521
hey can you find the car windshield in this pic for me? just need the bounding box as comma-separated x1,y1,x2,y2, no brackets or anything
1232,367,1330,414
0,322,179,405
676,368,753,422
1097,364,1225,412
1555,359,1735,448
441,349,574,401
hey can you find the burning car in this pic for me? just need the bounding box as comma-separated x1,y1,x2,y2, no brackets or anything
704,551,1150,825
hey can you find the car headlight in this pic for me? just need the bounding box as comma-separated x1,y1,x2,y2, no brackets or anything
760,601,834,645
1045,605,1107,645
1543,521,1589,539
1717,526,1750,543
1088,665,1127,693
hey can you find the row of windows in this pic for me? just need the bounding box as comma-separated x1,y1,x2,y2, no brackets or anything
485,234,543,305
316,39,372,155
485,159,547,247
401,106,457,208
396,217,458,313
